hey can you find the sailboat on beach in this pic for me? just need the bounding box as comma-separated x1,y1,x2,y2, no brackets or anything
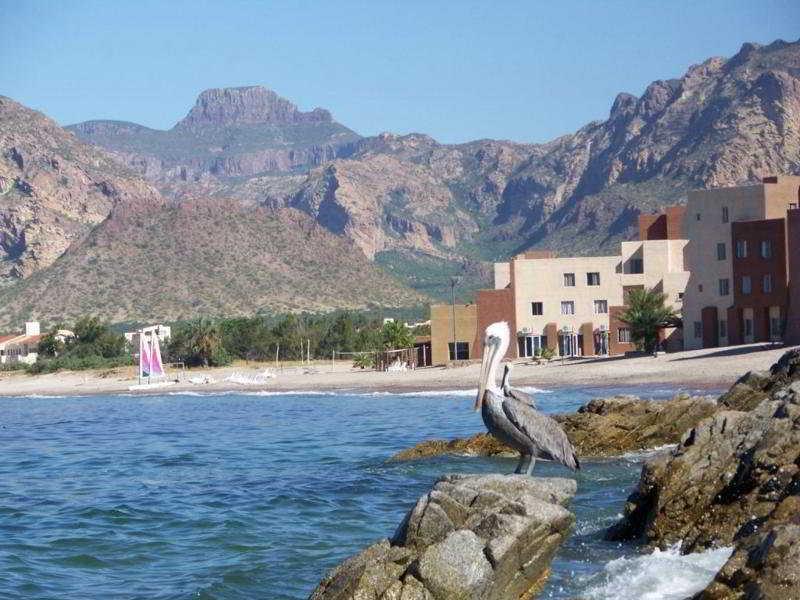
129,330,175,391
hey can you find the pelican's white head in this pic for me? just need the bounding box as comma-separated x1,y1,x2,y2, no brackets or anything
475,321,510,410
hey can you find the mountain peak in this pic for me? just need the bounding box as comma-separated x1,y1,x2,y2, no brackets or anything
173,86,332,130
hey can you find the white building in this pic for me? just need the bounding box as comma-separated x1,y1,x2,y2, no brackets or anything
0,322,43,365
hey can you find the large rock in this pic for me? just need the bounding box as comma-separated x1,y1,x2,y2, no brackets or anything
607,350,800,598
309,474,576,600
557,394,717,457
390,394,717,462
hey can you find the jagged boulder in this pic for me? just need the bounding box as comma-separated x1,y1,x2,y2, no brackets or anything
309,474,576,600
390,394,717,462
696,496,800,599
557,394,717,457
607,350,800,598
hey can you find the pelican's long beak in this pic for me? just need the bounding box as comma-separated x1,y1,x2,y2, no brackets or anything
475,341,496,411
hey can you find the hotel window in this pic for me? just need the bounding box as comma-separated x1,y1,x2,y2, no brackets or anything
696,213,701,221
742,276,752,295
722,206,729,223
531,302,543,316
760,240,773,259
448,342,470,361
719,319,727,338
563,273,575,287
770,317,781,338
587,272,601,286
719,278,730,296
736,240,748,258
694,321,702,339
763,274,773,293
717,243,726,261
561,301,575,315
618,328,631,343
593,300,608,314
628,258,644,274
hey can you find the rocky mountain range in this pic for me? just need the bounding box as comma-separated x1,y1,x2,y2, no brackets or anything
0,97,422,327
67,39,800,301
1,39,798,324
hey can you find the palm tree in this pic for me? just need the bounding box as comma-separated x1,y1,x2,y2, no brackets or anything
381,319,414,350
187,317,223,367
619,288,677,355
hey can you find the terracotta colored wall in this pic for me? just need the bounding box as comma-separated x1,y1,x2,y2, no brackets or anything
638,206,686,241
609,305,635,355
731,219,787,310
474,288,516,360
727,307,743,346
544,323,558,352
580,322,594,356
787,209,800,345
701,306,719,348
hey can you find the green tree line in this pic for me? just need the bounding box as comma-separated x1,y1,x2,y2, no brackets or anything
166,312,423,367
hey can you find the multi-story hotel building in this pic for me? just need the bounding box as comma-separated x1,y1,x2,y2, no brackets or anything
429,209,690,363
429,176,800,365
682,176,800,349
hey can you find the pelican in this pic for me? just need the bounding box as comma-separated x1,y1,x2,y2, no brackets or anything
501,363,536,408
476,322,580,475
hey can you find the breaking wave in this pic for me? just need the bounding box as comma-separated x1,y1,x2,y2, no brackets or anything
581,544,732,600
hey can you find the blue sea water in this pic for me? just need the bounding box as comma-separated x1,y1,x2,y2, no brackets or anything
0,385,729,599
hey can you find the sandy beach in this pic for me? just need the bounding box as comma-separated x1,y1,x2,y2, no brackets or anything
0,342,793,397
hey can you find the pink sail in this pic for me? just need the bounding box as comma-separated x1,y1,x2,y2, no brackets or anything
139,332,152,378
150,334,165,378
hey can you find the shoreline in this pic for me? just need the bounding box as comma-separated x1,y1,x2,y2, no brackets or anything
0,342,789,398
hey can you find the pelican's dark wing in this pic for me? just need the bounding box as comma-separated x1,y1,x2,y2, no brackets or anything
505,386,536,408
501,398,579,470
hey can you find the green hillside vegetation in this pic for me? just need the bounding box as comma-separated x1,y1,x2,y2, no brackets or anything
0,199,426,328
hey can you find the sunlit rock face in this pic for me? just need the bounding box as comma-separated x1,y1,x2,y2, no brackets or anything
310,474,577,600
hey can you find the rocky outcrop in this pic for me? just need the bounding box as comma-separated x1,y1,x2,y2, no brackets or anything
310,474,576,600
558,394,718,457
68,86,360,183
0,96,163,281
607,349,800,598
174,86,332,130
390,394,718,461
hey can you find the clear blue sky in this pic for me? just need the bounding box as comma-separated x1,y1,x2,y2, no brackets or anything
1,0,798,144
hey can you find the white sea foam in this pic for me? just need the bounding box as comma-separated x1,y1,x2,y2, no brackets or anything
361,386,551,398
582,544,732,600
164,389,339,397
620,444,678,461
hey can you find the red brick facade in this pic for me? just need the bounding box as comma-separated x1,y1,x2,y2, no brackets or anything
786,209,800,345
608,305,635,355
474,288,516,360
730,219,788,343
638,206,686,241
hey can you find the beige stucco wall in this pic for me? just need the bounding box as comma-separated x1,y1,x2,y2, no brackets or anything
494,262,511,289
430,303,478,365
620,239,689,309
682,184,766,349
512,255,623,341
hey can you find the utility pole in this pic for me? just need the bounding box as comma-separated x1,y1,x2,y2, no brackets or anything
450,276,458,360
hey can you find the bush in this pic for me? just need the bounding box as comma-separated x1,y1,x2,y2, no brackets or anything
540,348,555,361
352,353,374,369
27,354,133,374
